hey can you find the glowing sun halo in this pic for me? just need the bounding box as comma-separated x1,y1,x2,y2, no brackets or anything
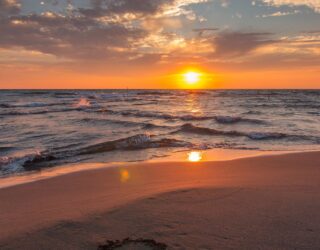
188,151,202,162
184,71,200,84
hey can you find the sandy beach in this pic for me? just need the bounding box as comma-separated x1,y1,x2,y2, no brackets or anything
2,0,320,247
0,151,320,249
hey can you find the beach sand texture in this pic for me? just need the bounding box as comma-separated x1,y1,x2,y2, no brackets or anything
0,151,320,249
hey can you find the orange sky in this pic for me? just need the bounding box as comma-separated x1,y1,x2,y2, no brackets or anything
0,0,319,89
1,64,319,89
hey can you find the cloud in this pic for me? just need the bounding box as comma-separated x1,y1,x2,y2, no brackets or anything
211,31,277,57
262,0,320,12
206,33,320,70
193,28,219,37
0,0,21,17
80,0,208,19
0,12,147,61
0,0,210,65
92,0,173,14
257,10,301,18
0,0,318,73
80,0,175,18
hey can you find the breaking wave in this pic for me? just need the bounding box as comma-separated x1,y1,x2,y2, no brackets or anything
0,102,65,108
101,109,213,121
0,152,56,176
175,123,290,141
0,134,191,175
214,116,265,124
247,132,286,140
176,123,243,137
78,134,191,155
1,89,320,177
0,108,79,116
98,109,266,124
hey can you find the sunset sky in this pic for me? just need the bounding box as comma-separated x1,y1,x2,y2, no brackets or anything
0,0,319,89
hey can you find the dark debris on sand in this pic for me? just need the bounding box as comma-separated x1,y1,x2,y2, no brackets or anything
98,238,168,250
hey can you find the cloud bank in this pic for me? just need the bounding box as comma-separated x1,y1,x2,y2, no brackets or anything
263,0,320,12
0,0,319,73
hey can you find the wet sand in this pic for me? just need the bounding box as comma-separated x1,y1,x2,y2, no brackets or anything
0,151,320,249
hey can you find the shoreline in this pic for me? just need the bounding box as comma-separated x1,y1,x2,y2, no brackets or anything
1,148,317,189
1,150,320,249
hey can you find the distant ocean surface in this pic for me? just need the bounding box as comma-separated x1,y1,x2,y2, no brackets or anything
1,90,320,177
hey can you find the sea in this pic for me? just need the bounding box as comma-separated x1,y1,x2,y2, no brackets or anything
0,89,319,177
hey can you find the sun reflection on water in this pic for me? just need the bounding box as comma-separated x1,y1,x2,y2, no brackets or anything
76,98,91,108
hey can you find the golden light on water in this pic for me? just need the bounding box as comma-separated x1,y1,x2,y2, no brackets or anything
188,151,202,162
76,98,91,108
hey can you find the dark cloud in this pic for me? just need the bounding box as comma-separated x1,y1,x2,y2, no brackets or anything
80,0,174,17
0,0,21,17
193,28,219,32
193,28,219,37
301,30,320,34
0,0,186,63
0,0,212,66
0,12,147,60
219,52,320,71
212,31,277,57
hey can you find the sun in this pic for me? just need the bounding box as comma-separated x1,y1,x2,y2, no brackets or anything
174,69,210,89
184,71,201,84
188,151,202,162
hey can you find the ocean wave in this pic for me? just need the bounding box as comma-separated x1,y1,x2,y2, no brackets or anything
1,90,320,177
0,107,82,116
180,115,213,121
136,91,170,96
0,102,65,108
98,109,214,121
0,146,16,153
175,123,243,137
241,102,320,110
112,97,144,103
75,98,91,108
20,91,52,95
0,134,191,175
0,104,11,108
307,111,320,116
285,104,320,109
136,90,209,96
247,132,286,140
79,134,191,155
142,123,168,129
98,109,173,120
79,115,265,130
53,92,77,97
78,118,169,130
243,110,262,115
174,124,288,141
0,110,51,116
132,101,160,106
0,152,56,176
214,116,265,125
98,109,265,124
97,93,144,103
213,90,284,98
